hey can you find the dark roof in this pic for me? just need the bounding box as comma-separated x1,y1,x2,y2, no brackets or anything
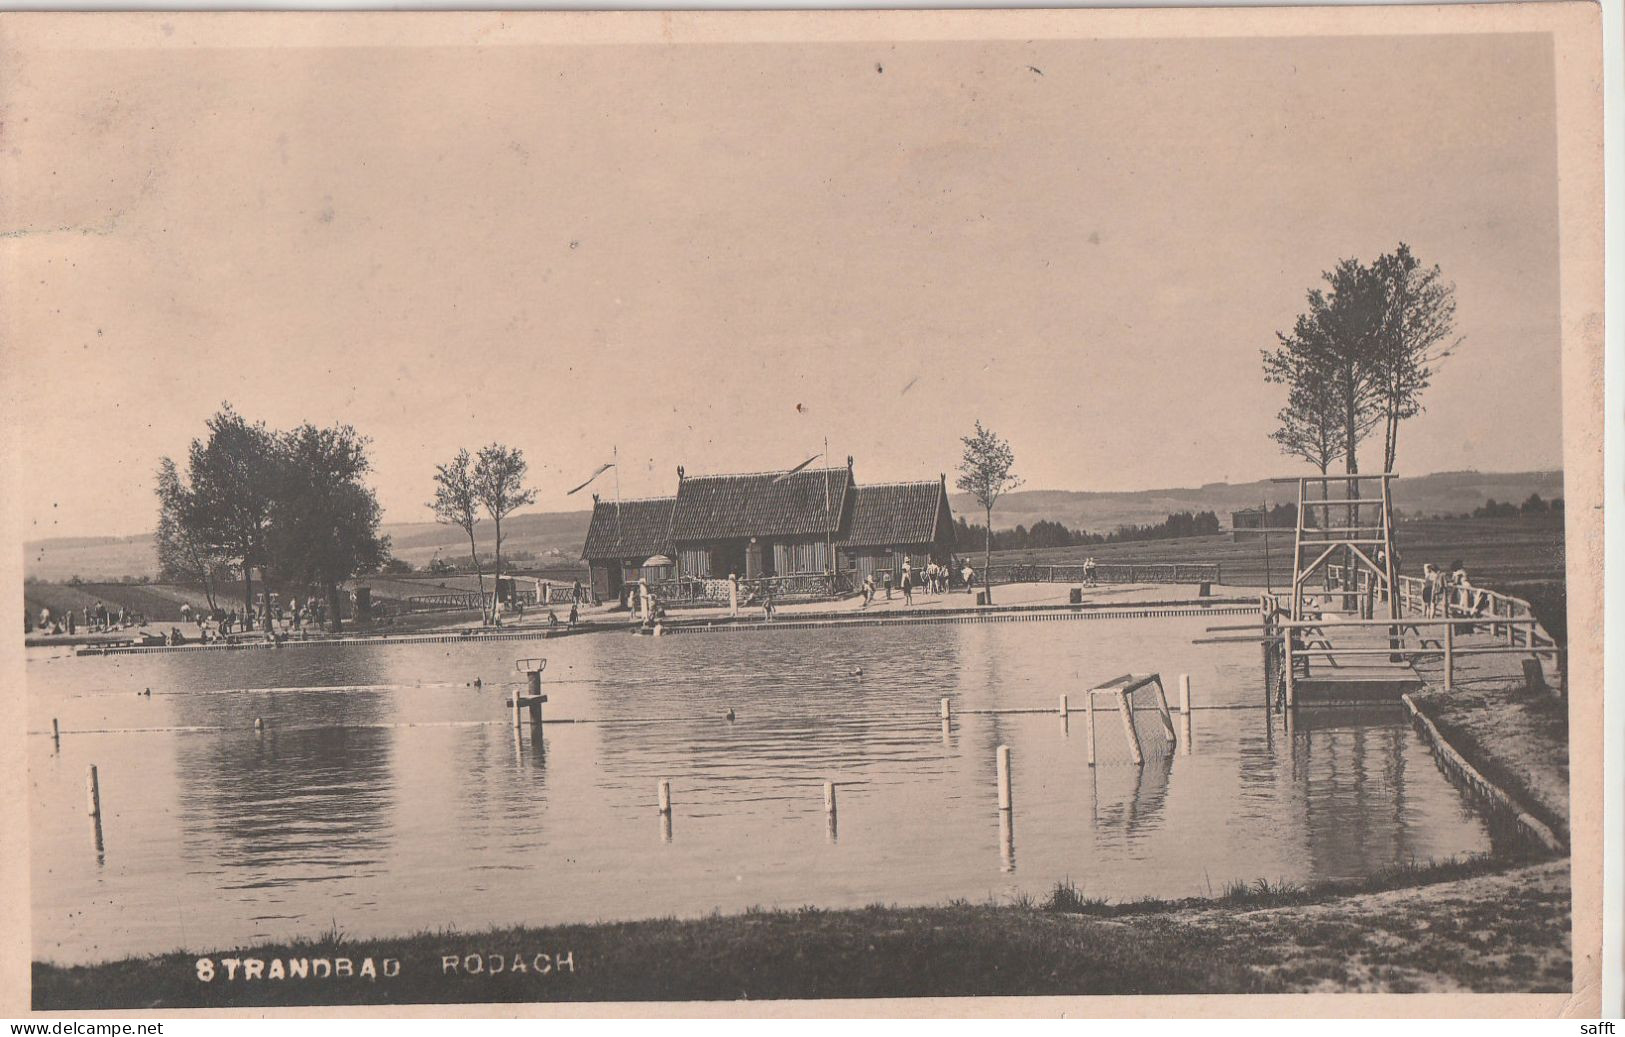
581,497,675,560
670,467,853,541
840,481,949,547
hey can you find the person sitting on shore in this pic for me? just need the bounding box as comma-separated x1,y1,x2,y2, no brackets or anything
548,608,560,627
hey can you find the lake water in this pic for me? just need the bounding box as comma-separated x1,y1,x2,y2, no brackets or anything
28,614,1500,964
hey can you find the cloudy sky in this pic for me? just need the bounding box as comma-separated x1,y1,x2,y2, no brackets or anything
6,27,1562,540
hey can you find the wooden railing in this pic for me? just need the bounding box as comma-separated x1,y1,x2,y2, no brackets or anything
984,562,1221,586
1264,575,1565,705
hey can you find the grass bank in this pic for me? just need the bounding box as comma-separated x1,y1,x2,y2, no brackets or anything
33,855,1568,1008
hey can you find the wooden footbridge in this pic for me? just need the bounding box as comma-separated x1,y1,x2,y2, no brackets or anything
1199,473,1564,707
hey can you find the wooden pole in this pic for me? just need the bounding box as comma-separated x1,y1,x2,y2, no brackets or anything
823,782,836,814
52,718,60,746
939,697,951,720
1444,620,1455,692
1085,693,1096,766
1283,636,1297,709
1058,693,1068,716
1178,674,1191,715
998,808,1014,873
657,780,672,815
86,765,101,817
996,745,1011,810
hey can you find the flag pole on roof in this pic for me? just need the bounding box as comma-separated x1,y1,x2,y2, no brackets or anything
773,453,822,483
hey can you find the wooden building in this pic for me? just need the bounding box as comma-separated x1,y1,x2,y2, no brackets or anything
581,496,677,605
580,458,956,596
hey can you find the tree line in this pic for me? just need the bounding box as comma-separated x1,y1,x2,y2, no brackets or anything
951,509,1221,552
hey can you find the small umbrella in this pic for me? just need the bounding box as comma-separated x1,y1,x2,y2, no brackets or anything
643,555,675,568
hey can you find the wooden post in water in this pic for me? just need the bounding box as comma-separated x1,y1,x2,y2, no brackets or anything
823,781,837,814
1178,674,1191,715
1283,634,1296,709
52,718,60,748
998,807,1014,873
1085,694,1096,766
657,780,672,815
1058,694,1068,716
86,765,102,817
939,697,951,720
1444,620,1455,692
996,745,1012,810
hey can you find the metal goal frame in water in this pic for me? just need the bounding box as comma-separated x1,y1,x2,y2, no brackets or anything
1085,673,1178,767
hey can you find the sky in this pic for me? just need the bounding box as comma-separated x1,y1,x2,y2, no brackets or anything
5,30,1564,540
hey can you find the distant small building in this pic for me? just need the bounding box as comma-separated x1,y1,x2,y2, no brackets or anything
1231,505,1301,540
581,458,955,601
1230,507,1268,540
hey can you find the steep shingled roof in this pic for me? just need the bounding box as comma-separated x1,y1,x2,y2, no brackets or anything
581,497,675,560
840,481,951,547
669,467,853,541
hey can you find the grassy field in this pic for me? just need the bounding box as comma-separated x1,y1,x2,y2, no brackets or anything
982,515,1565,590
31,855,1568,1008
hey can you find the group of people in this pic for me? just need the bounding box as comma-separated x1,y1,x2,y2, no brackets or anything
859,556,977,608
187,595,332,643
28,600,141,636
1420,560,1485,618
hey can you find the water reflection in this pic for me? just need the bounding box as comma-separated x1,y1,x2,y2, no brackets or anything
28,616,1500,964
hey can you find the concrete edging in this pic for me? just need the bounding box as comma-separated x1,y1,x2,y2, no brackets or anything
1399,691,1565,854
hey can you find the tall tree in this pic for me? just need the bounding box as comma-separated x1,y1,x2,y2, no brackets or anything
1262,344,1347,475
267,422,391,631
182,404,280,614
154,457,224,612
955,421,1022,605
474,444,537,624
1371,243,1459,473
429,449,487,620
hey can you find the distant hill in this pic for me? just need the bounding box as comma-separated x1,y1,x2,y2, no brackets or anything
949,470,1565,533
23,469,1563,581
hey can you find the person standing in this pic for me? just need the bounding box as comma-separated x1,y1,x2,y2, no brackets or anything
901,564,914,606
728,572,740,618
882,568,893,601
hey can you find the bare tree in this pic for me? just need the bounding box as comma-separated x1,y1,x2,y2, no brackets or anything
955,421,1022,605
429,449,487,620
474,443,537,624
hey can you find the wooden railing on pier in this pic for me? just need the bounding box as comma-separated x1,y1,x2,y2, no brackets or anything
984,562,1221,587
1262,574,1565,706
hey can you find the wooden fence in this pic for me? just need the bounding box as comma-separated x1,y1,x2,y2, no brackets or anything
984,562,1221,586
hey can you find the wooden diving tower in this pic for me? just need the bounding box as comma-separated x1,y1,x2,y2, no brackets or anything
1273,472,1420,704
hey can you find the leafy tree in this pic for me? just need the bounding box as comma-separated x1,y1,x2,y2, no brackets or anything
154,456,225,611
1520,493,1548,515
429,449,488,618
176,404,280,614
266,422,391,631
473,444,537,623
1371,244,1459,473
381,558,415,575
955,421,1022,603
